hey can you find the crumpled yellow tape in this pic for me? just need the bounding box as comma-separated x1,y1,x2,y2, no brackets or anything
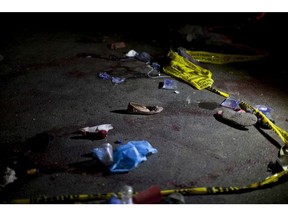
163,51,214,90
163,49,288,146
187,50,268,64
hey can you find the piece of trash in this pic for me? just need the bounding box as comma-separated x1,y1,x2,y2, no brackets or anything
220,97,241,110
0,55,3,62
135,52,152,63
98,72,111,80
254,104,275,128
110,42,126,50
79,124,113,139
109,140,158,173
120,185,134,204
186,95,191,105
92,143,114,166
0,167,17,188
162,192,185,204
151,62,161,70
125,50,138,57
111,77,126,84
162,79,178,90
107,193,122,204
174,90,180,94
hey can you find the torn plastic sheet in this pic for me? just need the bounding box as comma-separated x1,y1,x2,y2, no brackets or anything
98,72,111,80
109,140,158,173
111,77,126,84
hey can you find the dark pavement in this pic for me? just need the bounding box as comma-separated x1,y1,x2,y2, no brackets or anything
1,12,288,204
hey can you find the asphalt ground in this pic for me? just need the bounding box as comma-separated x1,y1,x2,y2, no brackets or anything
1,13,288,205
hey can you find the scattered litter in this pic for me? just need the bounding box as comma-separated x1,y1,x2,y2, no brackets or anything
125,50,138,57
254,104,275,128
135,52,152,63
79,124,113,139
98,72,126,84
98,72,111,80
174,90,180,94
109,140,158,173
111,77,126,84
151,62,161,70
0,167,17,188
92,143,114,166
125,50,152,63
162,79,178,90
110,42,126,50
220,97,241,110
107,194,121,204
120,185,134,204
162,192,185,204
186,95,191,105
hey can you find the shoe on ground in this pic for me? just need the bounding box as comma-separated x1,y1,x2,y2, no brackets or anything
127,102,163,115
216,108,257,127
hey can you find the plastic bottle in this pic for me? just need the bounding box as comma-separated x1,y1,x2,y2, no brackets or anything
120,185,134,204
92,143,113,166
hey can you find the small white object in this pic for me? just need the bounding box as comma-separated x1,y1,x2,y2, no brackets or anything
79,124,113,135
0,167,17,188
125,50,138,57
174,90,180,94
186,95,191,105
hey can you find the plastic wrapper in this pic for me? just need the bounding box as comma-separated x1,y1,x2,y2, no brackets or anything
162,79,178,90
220,97,240,110
109,140,158,173
92,143,114,166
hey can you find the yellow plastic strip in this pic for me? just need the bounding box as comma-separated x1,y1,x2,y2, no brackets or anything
6,169,288,203
163,50,288,146
187,50,268,64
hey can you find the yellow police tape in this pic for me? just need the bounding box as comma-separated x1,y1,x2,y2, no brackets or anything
4,48,287,204
163,50,288,145
186,50,268,64
6,169,288,203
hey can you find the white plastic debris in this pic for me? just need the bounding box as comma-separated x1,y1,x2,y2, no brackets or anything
186,95,191,105
0,167,17,188
125,50,138,57
79,124,113,137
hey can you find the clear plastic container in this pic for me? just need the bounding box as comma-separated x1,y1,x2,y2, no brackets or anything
92,143,113,166
120,185,134,204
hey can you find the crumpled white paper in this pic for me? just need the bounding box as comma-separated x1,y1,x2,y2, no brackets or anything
0,167,17,188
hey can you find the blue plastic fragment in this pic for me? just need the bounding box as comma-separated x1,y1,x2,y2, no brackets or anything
111,77,126,84
98,72,111,80
109,140,158,173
